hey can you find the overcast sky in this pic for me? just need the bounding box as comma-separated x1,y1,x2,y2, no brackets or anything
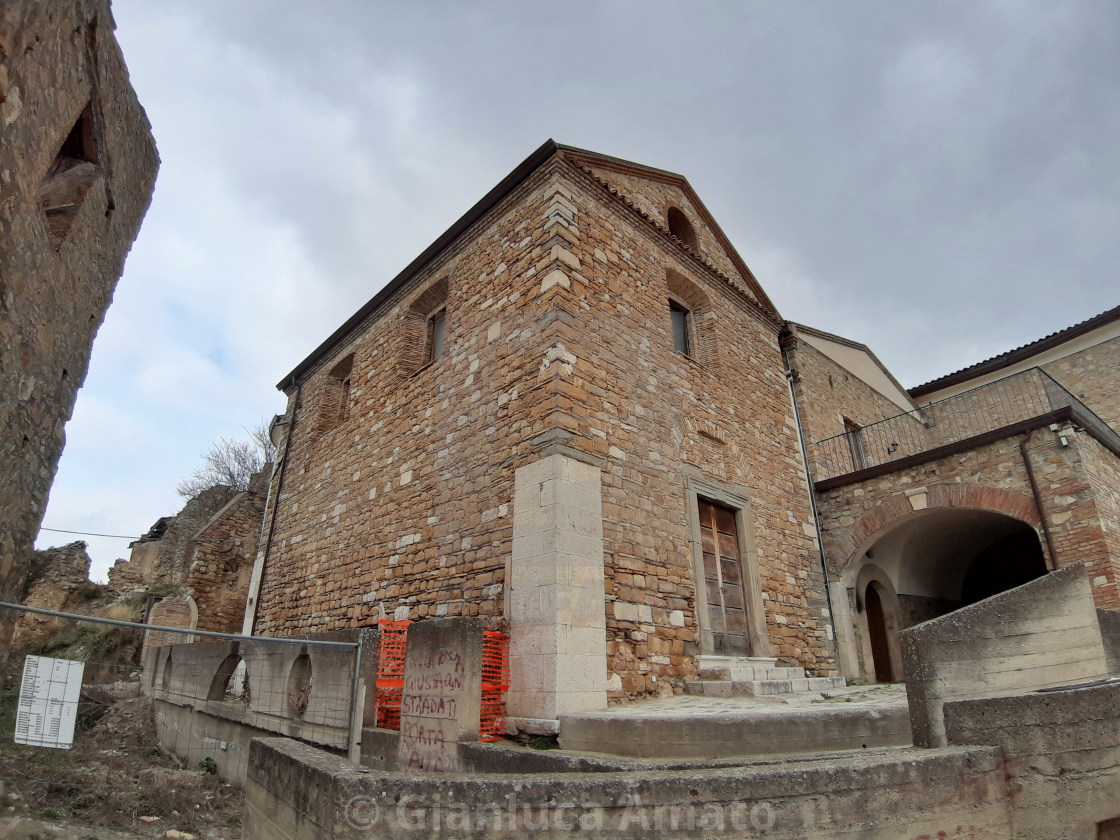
39,0,1119,580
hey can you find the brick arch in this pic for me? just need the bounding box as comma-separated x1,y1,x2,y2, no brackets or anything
397,276,449,379
665,269,717,366
830,485,1041,575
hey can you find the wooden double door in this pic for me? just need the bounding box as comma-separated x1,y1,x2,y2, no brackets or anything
699,498,751,655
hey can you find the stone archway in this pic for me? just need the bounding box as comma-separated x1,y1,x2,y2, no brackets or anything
830,488,1048,680
828,485,1043,577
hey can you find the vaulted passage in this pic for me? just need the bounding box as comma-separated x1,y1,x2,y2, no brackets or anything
850,507,1048,682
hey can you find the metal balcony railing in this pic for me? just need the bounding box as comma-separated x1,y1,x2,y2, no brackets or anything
810,367,1120,483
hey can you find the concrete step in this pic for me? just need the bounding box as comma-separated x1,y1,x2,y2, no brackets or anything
685,675,848,698
559,687,912,759
696,656,810,683
698,664,807,681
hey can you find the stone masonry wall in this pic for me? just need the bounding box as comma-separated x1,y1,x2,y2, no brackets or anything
553,164,834,679
254,151,837,701
1068,433,1120,609
11,540,95,646
254,163,565,637
817,427,1120,609
785,337,916,477
0,0,158,648
108,485,240,594
184,490,265,634
1042,333,1120,432
577,163,749,298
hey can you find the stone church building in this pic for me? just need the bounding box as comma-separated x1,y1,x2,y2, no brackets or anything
243,141,1120,728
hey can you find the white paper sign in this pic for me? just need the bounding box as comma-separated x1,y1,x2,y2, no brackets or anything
14,655,85,750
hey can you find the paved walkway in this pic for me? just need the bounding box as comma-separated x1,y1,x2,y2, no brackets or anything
558,684,911,759
583,682,907,720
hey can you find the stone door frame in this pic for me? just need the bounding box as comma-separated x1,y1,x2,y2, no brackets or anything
682,469,770,658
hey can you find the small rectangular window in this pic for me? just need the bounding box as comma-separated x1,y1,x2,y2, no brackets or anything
428,308,446,362
670,300,691,356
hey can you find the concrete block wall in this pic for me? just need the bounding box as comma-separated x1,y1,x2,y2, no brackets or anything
900,564,1109,748
944,681,1120,839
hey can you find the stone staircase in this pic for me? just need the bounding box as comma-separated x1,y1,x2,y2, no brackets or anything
685,656,847,698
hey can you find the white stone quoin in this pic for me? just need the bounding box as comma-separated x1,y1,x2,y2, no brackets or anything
507,453,607,725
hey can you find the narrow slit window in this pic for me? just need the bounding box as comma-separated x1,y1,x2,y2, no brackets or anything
428,308,446,362
670,300,691,356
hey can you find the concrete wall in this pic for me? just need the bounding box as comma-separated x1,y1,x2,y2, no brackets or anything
944,681,1120,839
245,736,1012,839
900,565,1109,748
151,638,356,784
396,617,484,772
0,0,158,650
1099,609,1120,673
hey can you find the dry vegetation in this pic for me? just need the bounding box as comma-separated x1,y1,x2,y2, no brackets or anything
1,626,243,838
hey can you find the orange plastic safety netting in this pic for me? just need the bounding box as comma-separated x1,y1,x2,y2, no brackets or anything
479,630,510,742
375,620,409,730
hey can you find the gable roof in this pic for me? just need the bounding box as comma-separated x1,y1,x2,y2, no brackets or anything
785,322,917,414
909,303,1120,398
277,140,778,391
560,148,780,320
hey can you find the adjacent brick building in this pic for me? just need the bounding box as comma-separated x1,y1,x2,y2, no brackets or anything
246,140,1120,725
788,308,1120,682
0,0,158,649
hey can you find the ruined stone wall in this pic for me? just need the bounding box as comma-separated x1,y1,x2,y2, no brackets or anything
1042,333,1120,432
0,0,158,647
185,491,265,634
109,485,240,594
254,153,836,701
11,541,96,646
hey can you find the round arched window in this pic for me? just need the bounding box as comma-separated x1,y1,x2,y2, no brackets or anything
667,206,698,250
